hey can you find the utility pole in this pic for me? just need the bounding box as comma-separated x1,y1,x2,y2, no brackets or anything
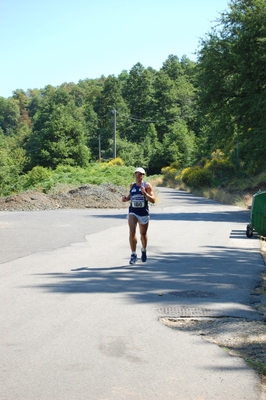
113,108,116,159
98,134,101,161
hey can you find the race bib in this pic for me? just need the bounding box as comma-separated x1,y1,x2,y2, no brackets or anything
132,200,145,208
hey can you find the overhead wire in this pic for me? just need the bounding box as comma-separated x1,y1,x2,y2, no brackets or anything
116,110,179,123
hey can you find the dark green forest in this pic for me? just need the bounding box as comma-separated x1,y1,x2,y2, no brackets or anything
1,0,266,196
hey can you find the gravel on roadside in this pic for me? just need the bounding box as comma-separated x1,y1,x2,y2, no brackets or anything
0,184,129,211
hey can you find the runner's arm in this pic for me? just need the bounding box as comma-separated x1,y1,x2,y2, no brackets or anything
122,184,133,202
142,182,155,204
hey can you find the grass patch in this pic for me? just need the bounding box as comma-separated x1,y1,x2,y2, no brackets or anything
246,359,266,376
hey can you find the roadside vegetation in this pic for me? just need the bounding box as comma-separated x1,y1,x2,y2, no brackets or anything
0,159,135,197
1,0,266,384
0,0,265,208
161,154,266,209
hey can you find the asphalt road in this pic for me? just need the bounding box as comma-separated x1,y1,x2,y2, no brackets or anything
0,187,264,400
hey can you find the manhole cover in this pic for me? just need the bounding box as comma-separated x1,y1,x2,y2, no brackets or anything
157,306,213,317
168,290,217,298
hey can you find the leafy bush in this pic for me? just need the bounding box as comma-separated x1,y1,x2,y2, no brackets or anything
181,166,213,188
161,162,181,186
161,166,177,185
0,163,137,196
22,166,52,190
106,157,124,166
181,167,192,185
204,151,236,183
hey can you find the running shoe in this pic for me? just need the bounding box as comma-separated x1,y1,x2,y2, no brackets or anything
141,249,147,262
129,254,137,264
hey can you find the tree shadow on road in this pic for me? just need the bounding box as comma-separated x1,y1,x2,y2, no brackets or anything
30,244,264,315
90,209,250,223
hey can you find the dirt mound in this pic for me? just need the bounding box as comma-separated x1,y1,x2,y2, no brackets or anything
0,184,129,211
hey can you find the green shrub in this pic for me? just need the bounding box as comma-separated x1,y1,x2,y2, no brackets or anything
1,163,142,196
23,166,52,189
205,158,236,182
181,166,213,188
161,163,180,186
181,167,192,185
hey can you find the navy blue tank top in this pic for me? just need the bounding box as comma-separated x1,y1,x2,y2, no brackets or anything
129,182,149,216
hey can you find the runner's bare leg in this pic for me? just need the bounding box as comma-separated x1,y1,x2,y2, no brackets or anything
139,222,148,250
128,214,138,252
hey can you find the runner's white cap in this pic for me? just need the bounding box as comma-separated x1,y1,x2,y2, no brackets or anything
134,167,145,174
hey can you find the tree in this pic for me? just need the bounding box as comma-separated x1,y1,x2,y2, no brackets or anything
25,87,90,169
197,0,266,172
152,120,196,173
116,137,145,167
122,63,156,142
27,89,43,119
162,55,183,81
83,102,99,160
93,75,129,160
143,123,162,174
0,97,20,135
0,131,28,195
152,70,181,141
12,89,31,127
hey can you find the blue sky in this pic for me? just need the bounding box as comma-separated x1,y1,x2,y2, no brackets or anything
0,0,230,98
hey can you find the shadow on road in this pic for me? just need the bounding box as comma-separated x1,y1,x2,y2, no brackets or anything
29,245,263,310
90,210,250,223
26,189,259,305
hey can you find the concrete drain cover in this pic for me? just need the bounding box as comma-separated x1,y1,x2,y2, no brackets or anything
157,306,214,317
168,290,217,298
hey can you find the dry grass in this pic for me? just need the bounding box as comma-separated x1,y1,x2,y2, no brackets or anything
173,185,253,210
149,175,163,187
